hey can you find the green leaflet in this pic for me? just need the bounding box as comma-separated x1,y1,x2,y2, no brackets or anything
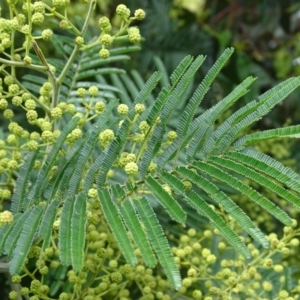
71,192,87,271
186,76,256,161
192,161,292,225
159,48,236,166
4,210,32,257
233,124,300,151
159,171,250,258
11,151,38,213
68,99,117,195
185,190,251,258
218,77,300,153
145,175,186,223
98,188,137,265
38,199,61,251
134,197,181,290
10,207,43,275
119,199,157,268
0,214,21,254
177,166,269,248
227,150,300,194
59,196,74,266
27,117,80,207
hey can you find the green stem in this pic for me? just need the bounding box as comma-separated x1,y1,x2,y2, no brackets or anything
0,57,47,71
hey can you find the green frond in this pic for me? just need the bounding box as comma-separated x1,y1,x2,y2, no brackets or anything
160,49,247,165
38,199,61,251
11,150,38,213
226,150,300,194
28,117,80,207
71,192,87,271
186,76,256,160
218,77,300,153
185,190,251,258
145,175,186,223
133,71,162,104
138,54,203,176
233,124,300,150
80,55,130,72
98,188,137,265
44,138,86,201
198,78,298,159
119,199,157,268
160,55,205,125
4,210,32,257
159,171,251,258
59,196,74,266
0,214,21,254
133,197,181,290
75,68,126,81
68,99,117,195
10,207,43,275
159,171,187,195
177,167,269,247
169,55,194,86
192,161,292,225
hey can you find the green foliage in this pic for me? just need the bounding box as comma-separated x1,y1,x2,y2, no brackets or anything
1,1,300,299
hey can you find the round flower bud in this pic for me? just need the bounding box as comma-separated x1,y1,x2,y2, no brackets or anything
41,130,53,142
26,141,39,151
128,27,141,44
118,104,129,115
100,34,113,47
42,29,53,40
9,291,18,300
88,188,98,198
89,86,99,97
262,281,272,292
59,20,69,29
66,103,76,114
116,4,130,18
167,131,177,141
182,278,192,288
23,55,32,65
4,75,14,86
290,238,299,247
34,1,45,13
77,87,86,97
134,9,146,20
51,107,63,119
99,16,111,29
53,0,67,8
95,101,105,113
0,210,13,225
192,290,202,300
139,121,150,133
4,109,14,119
12,275,21,283
99,48,110,59
274,264,284,273
75,36,84,46
8,84,20,95
25,99,36,110
99,129,115,148
32,12,44,25
12,96,22,106
125,162,139,175
134,103,145,114
0,98,8,110
147,161,157,173
111,271,122,283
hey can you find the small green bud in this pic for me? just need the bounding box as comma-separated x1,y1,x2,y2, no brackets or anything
116,4,130,18
99,48,110,59
32,12,44,25
118,104,129,115
42,29,53,40
134,9,146,20
124,162,139,175
89,86,99,97
100,34,113,47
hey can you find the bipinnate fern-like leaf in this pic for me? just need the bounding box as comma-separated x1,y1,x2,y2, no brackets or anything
134,197,182,290
98,188,137,265
59,196,74,266
4,48,300,289
145,175,186,223
71,192,87,271
10,207,43,275
10,151,38,213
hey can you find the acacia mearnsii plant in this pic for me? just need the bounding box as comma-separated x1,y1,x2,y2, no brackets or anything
1,1,300,300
